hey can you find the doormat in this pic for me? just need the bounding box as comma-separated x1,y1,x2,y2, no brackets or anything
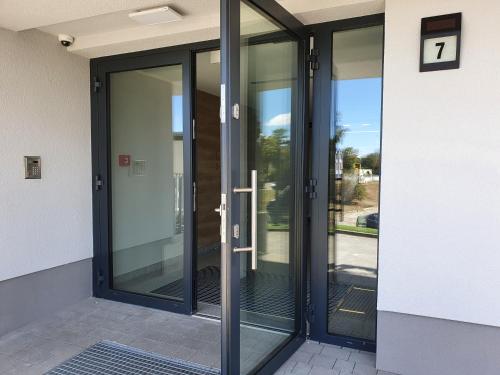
46,341,220,375
153,266,295,319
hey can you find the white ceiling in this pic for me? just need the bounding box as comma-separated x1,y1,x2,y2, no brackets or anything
0,0,384,58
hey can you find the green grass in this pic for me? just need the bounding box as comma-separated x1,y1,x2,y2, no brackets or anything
267,223,378,235
267,223,289,231
333,224,378,235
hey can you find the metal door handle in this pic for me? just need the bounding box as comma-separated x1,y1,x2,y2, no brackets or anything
233,170,257,270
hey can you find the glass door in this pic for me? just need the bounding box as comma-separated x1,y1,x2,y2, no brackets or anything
93,50,194,314
309,16,384,351
220,1,307,373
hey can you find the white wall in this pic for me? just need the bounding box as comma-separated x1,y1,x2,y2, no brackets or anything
110,71,176,251
379,0,500,327
0,28,91,282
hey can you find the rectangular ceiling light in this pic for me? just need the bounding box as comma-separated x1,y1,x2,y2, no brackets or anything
129,6,182,25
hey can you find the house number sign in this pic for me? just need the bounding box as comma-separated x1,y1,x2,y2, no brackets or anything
420,13,461,72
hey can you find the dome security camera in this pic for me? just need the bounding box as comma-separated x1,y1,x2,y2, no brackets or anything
58,34,75,47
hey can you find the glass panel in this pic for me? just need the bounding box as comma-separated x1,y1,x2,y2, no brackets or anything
194,50,223,317
328,26,384,341
110,64,185,301
239,3,298,373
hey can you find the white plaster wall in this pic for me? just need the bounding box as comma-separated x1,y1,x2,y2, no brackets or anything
0,28,91,282
378,0,500,327
110,71,176,251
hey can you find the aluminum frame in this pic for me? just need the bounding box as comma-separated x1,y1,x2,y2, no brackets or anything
308,14,385,352
90,2,309,371
220,0,308,373
91,49,195,314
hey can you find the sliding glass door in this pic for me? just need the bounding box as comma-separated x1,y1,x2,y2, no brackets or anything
220,1,307,373
93,51,194,314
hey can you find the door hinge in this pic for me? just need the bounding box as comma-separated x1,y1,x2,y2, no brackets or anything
307,49,320,71
192,118,196,140
306,178,317,199
95,175,103,191
97,270,105,286
92,76,102,93
193,182,197,212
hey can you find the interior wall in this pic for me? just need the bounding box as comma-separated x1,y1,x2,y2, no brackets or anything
195,90,221,252
378,0,500,327
0,28,91,282
110,70,182,275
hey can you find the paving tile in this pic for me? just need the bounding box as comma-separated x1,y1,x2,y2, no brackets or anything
189,350,220,369
333,359,355,373
277,360,298,373
309,353,337,369
0,353,16,372
349,352,376,367
321,345,351,361
0,331,38,356
309,365,341,375
291,361,313,374
353,363,377,375
291,350,314,364
299,341,324,354
341,346,360,353
376,371,399,375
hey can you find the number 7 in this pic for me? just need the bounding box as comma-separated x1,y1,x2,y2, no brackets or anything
435,42,445,59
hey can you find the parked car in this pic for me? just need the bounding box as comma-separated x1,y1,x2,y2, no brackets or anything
366,213,379,229
356,213,379,229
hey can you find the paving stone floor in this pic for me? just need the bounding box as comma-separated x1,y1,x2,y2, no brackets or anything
0,297,398,375
0,298,221,375
275,341,398,375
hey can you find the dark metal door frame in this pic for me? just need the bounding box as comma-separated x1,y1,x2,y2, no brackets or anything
91,49,195,314
308,14,384,352
220,1,309,373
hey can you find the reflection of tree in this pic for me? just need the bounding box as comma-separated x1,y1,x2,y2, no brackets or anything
341,147,360,173
258,128,290,191
361,152,380,175
258,128,290,224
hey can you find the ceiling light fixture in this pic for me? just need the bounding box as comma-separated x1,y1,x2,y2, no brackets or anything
129,6,182,26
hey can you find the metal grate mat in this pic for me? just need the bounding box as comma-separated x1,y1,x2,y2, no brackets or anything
47,341,220,375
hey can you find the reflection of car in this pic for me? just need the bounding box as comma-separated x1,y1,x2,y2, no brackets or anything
356,213,379,229
366,213,379,229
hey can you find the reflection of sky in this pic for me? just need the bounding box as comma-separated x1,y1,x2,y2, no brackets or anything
258,88,291,137
173,89,293,137
172,95,183,133
333,78,382,156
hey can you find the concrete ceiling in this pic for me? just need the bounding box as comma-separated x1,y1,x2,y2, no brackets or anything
0,0,384,58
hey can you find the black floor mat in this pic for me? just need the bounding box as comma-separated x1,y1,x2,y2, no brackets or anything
153,266,296,319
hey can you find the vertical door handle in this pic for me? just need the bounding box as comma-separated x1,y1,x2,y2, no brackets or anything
233,170,257,270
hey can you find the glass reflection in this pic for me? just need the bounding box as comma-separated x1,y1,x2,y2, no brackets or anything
110,65,185,301
328,26,384,341
238,2,298,373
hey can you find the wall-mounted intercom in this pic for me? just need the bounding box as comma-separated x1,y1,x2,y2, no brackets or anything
24,156,41,179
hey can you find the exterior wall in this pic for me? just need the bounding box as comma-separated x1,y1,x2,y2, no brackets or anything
378,311,500,375
378,0,500,373
0,28,91,283
0,259,92,337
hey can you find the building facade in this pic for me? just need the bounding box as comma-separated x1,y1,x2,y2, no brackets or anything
1,0,499,374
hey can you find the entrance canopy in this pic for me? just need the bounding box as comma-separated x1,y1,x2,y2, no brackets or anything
0,0,383,58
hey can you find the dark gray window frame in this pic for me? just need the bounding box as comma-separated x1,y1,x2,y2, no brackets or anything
220,1,308,374
90,46,202,314
308,13,385,353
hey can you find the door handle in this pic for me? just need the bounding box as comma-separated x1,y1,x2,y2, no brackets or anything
233,170,257,270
